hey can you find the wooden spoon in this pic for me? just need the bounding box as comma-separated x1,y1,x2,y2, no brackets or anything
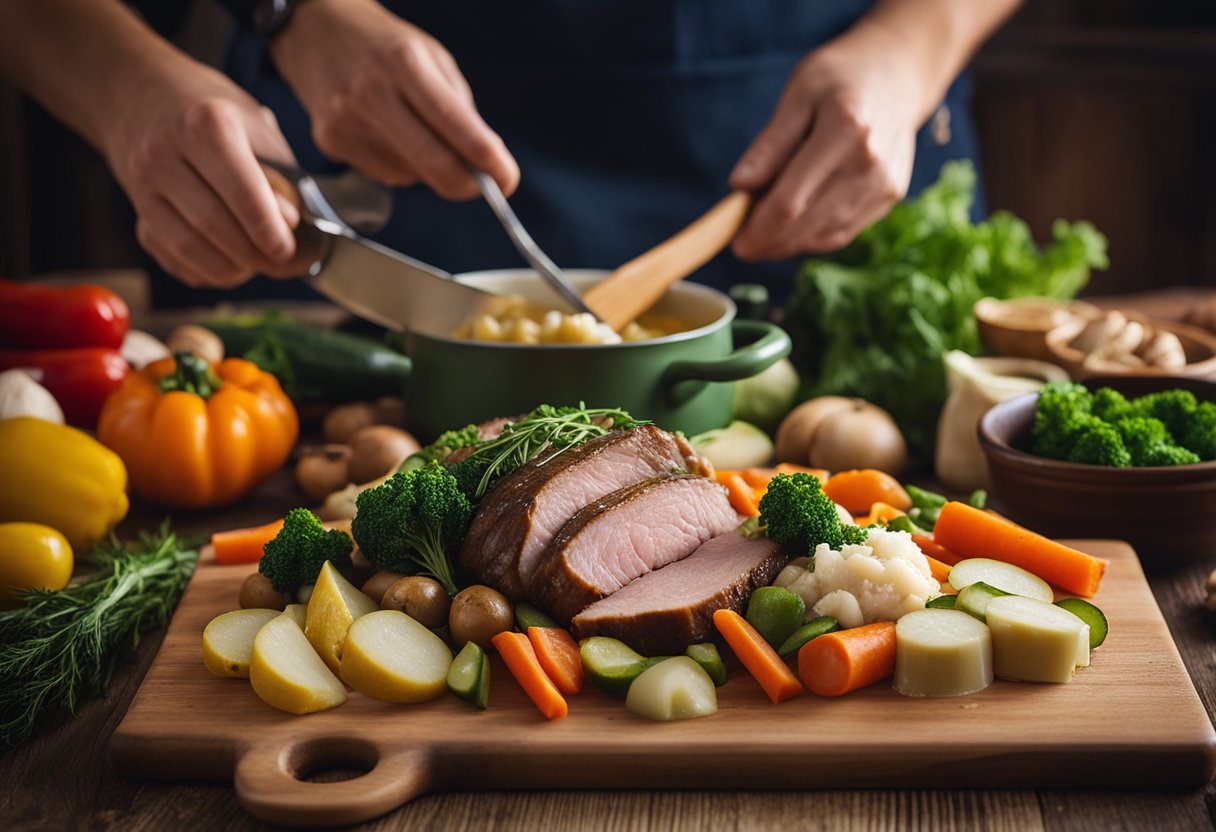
583,191,752,331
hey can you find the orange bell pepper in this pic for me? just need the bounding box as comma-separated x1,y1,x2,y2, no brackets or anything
98,353,298,508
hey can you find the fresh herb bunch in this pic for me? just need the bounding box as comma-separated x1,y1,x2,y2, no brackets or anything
0,523,199,748
784,160,1109,456
451,404,646,499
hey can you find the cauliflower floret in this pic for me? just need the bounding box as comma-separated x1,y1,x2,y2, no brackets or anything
779,527,939,625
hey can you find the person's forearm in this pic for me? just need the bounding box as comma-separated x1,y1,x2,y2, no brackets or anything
0,0,188,148
842,0,1023,124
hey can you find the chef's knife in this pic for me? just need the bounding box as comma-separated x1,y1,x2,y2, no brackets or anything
261,162,510,336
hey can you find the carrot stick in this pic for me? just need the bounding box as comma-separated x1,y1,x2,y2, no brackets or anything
775,463,829,482
491,631,568,719
797,621,896,697
714,471,761,516
712,609,803,704
923,554,952,585
823,469,912,515
853,501,906,527
911,534,964,566
932,501,1107,598
211,519,284,565
527,626,584,695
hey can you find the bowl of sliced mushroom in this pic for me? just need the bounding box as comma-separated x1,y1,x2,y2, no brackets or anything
1045,309,1216,380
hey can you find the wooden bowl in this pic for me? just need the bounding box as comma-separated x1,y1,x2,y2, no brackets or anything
1045,315,1216,381
978,375,1216,566
975,297,1099,363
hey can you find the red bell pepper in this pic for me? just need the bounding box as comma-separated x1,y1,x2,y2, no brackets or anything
0,277,130,349
0,347,129,427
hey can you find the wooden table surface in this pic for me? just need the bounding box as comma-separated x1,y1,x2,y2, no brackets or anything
2,281,1215,831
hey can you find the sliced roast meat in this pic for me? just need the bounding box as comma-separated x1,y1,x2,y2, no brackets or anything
529,474,738,622
457,426,696,598
570,533,789,655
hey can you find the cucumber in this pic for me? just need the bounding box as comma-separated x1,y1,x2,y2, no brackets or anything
579,636,656,698
745,586,807,649
513,601,557,632
684,642,728,686
948,558,1053,602
925,594,958,609
1055,598,1108,649
203,317,411,403
447,641,490,709
777,615,839,658
955,581,1012,623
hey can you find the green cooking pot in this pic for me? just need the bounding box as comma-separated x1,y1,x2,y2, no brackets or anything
397,270,790,439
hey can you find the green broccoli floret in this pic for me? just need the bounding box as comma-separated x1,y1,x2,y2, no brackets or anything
351,463,473,594
1114,416,1197,466
758,473,868,554
1066,415,1131,467
1029,382,1094,459
1133,389,1198,437
258,508,354,594
403,423,482,470
1090,387,1133,423
1179,400,1216,461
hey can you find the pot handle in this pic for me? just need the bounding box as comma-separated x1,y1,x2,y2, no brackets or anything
663,320,791,405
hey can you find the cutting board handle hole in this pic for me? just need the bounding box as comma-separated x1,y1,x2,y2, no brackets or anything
286,737,380,784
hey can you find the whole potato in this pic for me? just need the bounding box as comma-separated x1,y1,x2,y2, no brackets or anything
361,570,406,606
348,425,421,485
323,402,379,445
166,324,224,366
295,445,352,503
239,572,292,611
808,401,907,475
774,396,855,463
449,585,513,649
382,576,451,629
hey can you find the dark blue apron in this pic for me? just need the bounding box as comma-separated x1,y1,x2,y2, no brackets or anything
211,0,982,306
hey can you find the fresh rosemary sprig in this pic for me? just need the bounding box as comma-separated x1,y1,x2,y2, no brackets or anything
453,404,645,498
0,523,200,749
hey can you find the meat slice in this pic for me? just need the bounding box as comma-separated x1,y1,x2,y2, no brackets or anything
457,426,696,598
570,533,789,655
528,474,739,622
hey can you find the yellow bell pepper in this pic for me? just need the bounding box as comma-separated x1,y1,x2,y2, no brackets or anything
0,416,129,554
98,354,298,508
0,522,73,609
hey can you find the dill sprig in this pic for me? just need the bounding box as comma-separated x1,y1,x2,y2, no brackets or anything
0,523,200,749
454,404,645,498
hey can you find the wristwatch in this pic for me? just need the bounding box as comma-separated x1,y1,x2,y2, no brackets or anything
217,0,304,40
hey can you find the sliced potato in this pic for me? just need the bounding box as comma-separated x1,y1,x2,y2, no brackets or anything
986,595,1090,683
625,656,717,721
202,608,279,678
305,561,378,674
948,558,1053,603
894,608,993,697
249,610,347,714
339,610,452,703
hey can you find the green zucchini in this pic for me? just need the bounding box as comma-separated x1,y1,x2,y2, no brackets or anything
579,636,656,698
745,586,806,649
955,581,1012,623
447,641,490,709
684,642,728,687
1055,598,1108,650
513,601,558,632
203,316,411,402
925,594,958,609
777,615,839,658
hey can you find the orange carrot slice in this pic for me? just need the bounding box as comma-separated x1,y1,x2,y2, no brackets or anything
527,626,584,695
491,631,568,719
923,554,952,585
211,519,284,565
932,501,1107,598
911,534,964,566
712,609,803,704
797,621,896,696
823,469,912,515
853,501,907,527
714,471,761,517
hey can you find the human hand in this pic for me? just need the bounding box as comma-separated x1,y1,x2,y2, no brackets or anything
729,28,923,260
101,61,305,288
269,0,518,199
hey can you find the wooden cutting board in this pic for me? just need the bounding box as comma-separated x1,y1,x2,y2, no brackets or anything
111,540,1215,827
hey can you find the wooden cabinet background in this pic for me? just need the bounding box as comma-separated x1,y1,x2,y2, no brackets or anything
1,0,1213,295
